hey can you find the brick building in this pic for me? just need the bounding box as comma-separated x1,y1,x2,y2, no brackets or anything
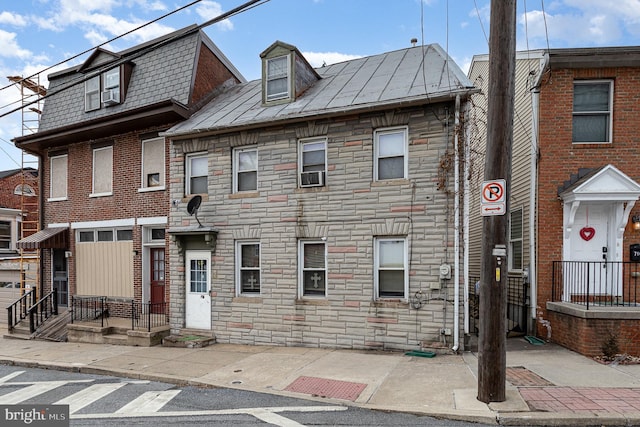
469,47,640,357
165,41,477,350
13,26,244,327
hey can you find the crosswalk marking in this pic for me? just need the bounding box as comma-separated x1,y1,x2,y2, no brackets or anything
55,382,127,414
0,381,76,404
115,390,181,413
0,371,24,384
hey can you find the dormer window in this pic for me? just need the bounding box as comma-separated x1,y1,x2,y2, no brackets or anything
101,67,120,106
266,55,289,101
85,76,101,111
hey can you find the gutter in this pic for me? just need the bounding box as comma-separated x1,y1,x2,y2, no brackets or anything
452,94,461,352
528,53,548,329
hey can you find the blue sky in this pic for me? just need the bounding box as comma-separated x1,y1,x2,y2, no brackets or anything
1,0,640,172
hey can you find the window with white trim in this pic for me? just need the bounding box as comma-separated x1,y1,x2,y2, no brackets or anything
49,154,68,201
374,127,408,180
102,67,120,104
374,237,408,299
236,241,260,294
266,55,289,101
186,153,208,195
0,221,10,250
299,240,326,296
509,208,523,271
14,184,36,197
85,75,100,111
141,137,165,190
299,138,326,187
233,147,258,192
573,80,613,144
91,146,113,197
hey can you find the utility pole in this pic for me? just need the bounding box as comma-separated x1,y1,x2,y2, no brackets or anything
477,0,516,403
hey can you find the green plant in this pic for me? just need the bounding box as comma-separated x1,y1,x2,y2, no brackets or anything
601,332,620,359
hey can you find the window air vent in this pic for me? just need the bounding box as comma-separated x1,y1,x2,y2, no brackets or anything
300,171,324,187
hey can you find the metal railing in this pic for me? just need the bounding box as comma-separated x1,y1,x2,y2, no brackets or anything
70,297,168,332
469,275,529,335
6,288,36,331
28,289,58,333
132,301,169,332
71,296,108,326
552,261,640,309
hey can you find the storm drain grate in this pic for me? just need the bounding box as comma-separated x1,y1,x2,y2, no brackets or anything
507,366,555,387
285,376,367,401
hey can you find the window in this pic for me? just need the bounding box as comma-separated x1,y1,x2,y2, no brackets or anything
236,241,260,294
374,127,408,180
92,146,113,196
509,208,523,271
299,241,326,296
78,231,94,242
233,147,258,192
102,67,120,103
266,55,289,101
14,184,35,197
573,81,613,143
97,230,113,242
116,229,133,241
374,237,408,299
0,221,10,250
299,138,326,187
189,258,208,293
49,154,68,201
141,137,165,190
186,153,207,195
85,75,100,111
150,228,165,241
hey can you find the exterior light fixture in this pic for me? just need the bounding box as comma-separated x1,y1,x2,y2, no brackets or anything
633,215,640,231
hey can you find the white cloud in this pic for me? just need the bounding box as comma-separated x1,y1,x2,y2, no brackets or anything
302,51,362,68
0,30,32,59
195,1,233,31
0,11,28,27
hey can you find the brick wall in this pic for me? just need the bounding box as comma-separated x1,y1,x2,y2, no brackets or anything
41,126,171,306
537,66,640,353
0,169,39,230
169,103,465,351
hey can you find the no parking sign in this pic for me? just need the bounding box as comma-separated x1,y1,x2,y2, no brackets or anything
481,179,506,216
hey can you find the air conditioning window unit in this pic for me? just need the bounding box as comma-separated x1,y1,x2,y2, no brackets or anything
101,89,119,106
300,171,324,187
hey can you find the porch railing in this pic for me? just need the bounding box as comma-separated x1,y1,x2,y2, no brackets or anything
70,296,108,326
71,296,168,332
28,289,58,333
6,288,37,332
552,261,640,309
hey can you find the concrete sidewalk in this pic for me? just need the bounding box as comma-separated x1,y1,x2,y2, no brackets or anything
1,335,640,426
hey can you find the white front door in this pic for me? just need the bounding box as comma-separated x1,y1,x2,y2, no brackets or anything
185,250,211,330
566,203,618,299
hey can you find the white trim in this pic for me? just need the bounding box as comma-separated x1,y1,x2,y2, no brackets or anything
373,126,409,181
137,186,166,193
235,240,261,296
47,197,68,202
137,216,168,226
373,237,408,300
92,146,113,196
572,79,613,145
298,240,328,298
185,152,208,195
48,223,70,228
233,146,258,193
89,192,113,198
71,218,135,229
298,137,327,188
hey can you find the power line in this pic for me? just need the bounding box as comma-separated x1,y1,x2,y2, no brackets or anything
0,0,270,121
0,0,206,94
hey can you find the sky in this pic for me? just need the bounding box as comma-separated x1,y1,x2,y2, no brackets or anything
1,0,640,172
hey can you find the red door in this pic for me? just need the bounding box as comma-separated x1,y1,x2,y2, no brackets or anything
150,248,165,312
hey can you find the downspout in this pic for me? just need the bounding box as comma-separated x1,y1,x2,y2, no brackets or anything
452,94,461,352
528,54,547,330
37,154,45,299
463,99,470,337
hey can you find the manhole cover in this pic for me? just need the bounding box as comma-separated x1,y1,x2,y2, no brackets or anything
285,376,367,401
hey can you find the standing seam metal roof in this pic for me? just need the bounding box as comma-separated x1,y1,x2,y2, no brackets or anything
166,43,475,137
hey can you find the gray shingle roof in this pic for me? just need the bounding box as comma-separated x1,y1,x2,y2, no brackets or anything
166,43,475,137
38,27,243,133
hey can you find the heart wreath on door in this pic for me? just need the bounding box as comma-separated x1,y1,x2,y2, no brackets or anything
580,226,595,241
580,207,595,241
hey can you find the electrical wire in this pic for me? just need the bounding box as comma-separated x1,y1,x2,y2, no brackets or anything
0,0,206,94
0,0,270,120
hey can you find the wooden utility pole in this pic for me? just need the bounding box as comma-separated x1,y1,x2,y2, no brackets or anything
477,0,516,403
